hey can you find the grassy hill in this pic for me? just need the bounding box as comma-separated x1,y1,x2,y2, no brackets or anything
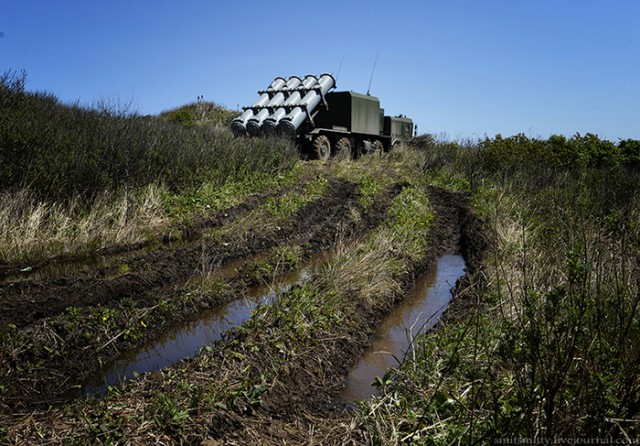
0,71,295,201
158,101,237,128
1,70,639,443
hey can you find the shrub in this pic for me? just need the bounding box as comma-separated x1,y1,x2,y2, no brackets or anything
476,132,635,170
0,71,297,201
619,138,640,169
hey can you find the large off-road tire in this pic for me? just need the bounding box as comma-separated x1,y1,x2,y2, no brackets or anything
334,137,352,161
372,140,384,157
313,135,331,161
391,140,405,152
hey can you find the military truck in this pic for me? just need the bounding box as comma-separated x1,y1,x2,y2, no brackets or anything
231,74,413,160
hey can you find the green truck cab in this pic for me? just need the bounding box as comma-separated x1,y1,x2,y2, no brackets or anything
304,91,414,159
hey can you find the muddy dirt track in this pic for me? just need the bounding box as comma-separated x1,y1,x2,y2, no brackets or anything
0,172,411,410
0,165,488,445
0,179,362,329
149,181,487,446
227,185,487,444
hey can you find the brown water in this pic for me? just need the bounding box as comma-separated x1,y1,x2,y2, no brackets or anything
80,251,327,396
340,254,466,403
83,294,272,395
1,255,114,284
0,243,162,284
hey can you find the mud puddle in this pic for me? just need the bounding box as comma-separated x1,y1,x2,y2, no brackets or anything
1,255,114,284
162,250,272,293
0,244,162,284
79,252,329,396
340,254,466,403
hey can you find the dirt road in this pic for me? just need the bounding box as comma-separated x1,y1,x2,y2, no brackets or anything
0,161,487,445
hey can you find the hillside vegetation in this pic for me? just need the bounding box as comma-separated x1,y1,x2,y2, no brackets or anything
0,71,295,201
0,71,297,264
0,73,639,444
158,100,237,128
355,134,640,442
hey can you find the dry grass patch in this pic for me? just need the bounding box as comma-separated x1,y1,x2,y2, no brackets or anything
0,185,166,264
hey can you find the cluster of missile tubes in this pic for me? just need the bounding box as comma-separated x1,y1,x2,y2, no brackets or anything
231,73,336,138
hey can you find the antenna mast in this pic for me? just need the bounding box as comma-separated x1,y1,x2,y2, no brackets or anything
366,53,378,95
336,54,345,84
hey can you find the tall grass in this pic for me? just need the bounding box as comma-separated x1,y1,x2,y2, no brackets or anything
0,70,297,201
354,134,640,442
0,70,298,263
0,185,166,264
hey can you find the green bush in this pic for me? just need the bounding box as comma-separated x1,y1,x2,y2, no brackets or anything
399,131,640,439
161,106,196,128
0,71,297,201
477,132,635,170
619,138,640,168
159,102,236,128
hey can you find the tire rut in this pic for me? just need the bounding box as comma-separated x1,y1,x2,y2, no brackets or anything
0,186,291,282
0,178,406,411
0,180,354,329
225,185,488,439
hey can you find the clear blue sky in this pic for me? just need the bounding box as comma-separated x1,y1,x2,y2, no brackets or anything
2,0,639,140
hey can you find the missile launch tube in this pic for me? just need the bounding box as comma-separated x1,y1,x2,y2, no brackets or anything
262,74,318,136
246,76,302,136
277,73,336,137
231,76,286,136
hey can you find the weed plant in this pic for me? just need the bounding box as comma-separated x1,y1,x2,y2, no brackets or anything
0,185,166,263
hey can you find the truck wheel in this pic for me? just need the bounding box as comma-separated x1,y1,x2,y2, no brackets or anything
391,140,405,152
372,140,384,156
313,135,331,160
334,137,352,161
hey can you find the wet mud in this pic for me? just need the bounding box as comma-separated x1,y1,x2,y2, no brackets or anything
340,254,467,403
0,177,402,410
0,160,491,446
223,184,489,445
82,250,329,396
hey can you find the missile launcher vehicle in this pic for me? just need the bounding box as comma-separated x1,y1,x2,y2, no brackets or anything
231,74,413,160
